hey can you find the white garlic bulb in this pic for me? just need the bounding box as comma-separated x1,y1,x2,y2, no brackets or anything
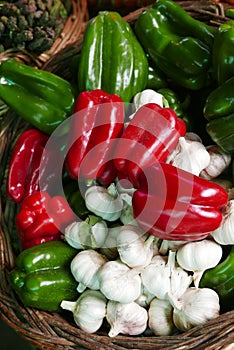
148,298,175,336
176,239,222,287
141,251,192,301
211,200,234,245
116,224,155,268
98,259,142,303
128,89,164,119
170,287,220,331
71,249,107,293
159,239,185,255
65,217,108,249
61,290,107,333
141,255,170,300
106,300,148,337
200,145,231,180
85,183,124,222
135,284,155,308
166,136,210,176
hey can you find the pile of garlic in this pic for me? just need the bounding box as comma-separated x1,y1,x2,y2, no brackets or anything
61,220,222,337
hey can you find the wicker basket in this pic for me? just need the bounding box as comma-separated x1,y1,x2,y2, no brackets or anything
0,1,234,349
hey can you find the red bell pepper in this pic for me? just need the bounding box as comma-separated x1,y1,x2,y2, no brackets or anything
65,89,125,186
114,103,186,188
132,162,228,241
16,191,75,249
7,129,49,203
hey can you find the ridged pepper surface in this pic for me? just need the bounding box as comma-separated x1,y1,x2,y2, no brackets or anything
78,11,148,102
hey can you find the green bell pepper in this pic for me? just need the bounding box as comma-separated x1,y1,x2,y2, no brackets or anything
200,246,234,312
0,58,75,134
212,20,234,85
134,0,215,90
78,11,148,102
9,241,78,311
204,77,234,153
146,62,168,90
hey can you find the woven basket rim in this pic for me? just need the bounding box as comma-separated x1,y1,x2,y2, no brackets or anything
0,2,234,349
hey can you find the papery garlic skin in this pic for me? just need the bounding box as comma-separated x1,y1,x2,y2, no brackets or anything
171,287,220,331
71,249,107,293
135,284,155,308
176,239,222,287
65,218,108,249
85,184,124,222
211,200,234,245
106,300,148,337
148,298,175,336
116,225,155,268
166,136,210,176
61,290,107,333
98,260,142,303
200,145,231,180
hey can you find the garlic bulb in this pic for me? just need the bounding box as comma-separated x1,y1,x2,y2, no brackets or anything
211,200,234,245
170,287,220,331
176,239,222,287
129,89,164,119
71,250,107,293
116,224,155,268
61,290,107,333
106,300,148,337
98,259,142,303
85,183,124,222
65,216,108,249
141,251,192,300
166,136,210,175
200,145,231,180
119,194,137,225
141,255,170,300
148,298,175,336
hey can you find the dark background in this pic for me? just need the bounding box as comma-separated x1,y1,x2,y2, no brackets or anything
1,317,33,350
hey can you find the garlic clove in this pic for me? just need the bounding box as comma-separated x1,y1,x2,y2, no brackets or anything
106,300,148,337
148,298,175,336
98,259,142,304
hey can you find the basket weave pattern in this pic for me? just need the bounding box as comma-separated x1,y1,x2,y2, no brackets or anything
0,1,234,349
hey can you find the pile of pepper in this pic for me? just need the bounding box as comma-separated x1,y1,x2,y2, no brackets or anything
0,0,233,328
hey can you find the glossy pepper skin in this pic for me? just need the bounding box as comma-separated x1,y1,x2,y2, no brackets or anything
78,11,148,102
6,129,48,203
204,77,234,153
8,241,78,312
114,103,186,188
200,246,234,312
66,89,124,186
132,162,228,241
134,0,215,90
16,191,75,249
212,20,234,85
0,58,75,134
